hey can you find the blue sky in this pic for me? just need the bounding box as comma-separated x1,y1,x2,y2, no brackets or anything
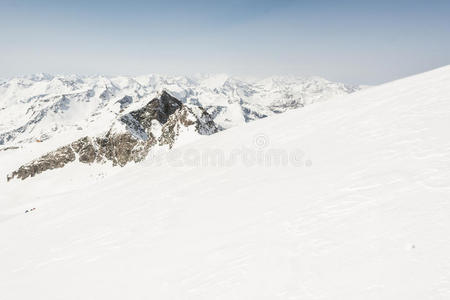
1,0,449,84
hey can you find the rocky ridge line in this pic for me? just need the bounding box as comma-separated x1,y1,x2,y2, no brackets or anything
7,91,217,181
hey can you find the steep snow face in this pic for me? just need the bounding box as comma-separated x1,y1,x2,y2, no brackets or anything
1,66,450,299
0,74,360,146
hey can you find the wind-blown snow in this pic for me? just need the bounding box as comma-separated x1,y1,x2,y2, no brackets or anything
1,66,450,299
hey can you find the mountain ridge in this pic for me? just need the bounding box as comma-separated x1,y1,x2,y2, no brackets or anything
0,73,361,147
7,91,217,181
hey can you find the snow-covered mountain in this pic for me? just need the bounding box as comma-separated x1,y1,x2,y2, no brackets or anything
0,73,360,147
1,66,450,299
6,91,217,181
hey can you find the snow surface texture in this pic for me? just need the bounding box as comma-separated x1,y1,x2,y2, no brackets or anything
1,66,450,299
0,73,359,147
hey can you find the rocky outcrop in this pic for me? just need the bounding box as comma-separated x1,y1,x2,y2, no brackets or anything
7,91,217,181
0,146,20,152
116,95,133,110
268,99,304,114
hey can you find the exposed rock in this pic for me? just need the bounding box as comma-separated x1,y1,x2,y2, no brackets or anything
159,106,195,148
268,99,304,114
0,146,20,152
7,91,217,181
116,95,133,110
130,91,183,125
7,145,76,181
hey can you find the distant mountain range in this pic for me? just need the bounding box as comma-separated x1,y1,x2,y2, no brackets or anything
0,73,362,180
0,73,361,147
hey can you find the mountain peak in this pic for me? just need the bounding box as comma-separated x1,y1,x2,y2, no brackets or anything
7,92,217,181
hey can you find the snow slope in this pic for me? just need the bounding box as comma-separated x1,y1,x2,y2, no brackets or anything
1,66,450,299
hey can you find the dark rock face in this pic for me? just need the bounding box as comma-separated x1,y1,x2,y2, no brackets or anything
241,104,268,122
8,145,76,181
116,95,133,110
0,146,20,152
130,92,183,125
7,91,217,181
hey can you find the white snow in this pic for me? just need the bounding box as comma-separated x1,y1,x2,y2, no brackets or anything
1,66,450,299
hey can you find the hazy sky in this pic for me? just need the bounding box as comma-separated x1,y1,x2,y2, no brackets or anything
1,0,449,84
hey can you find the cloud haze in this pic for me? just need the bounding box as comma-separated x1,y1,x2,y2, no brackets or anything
1,0,449,84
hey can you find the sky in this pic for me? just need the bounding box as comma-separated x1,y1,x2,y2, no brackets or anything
0,0,449,84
